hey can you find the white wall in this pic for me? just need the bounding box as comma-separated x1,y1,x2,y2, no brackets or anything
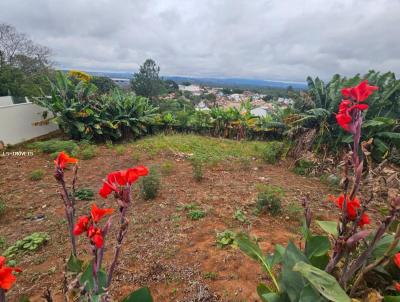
0,102,58,145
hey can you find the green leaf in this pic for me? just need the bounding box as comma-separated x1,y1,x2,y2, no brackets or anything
67,254,83,273
293,261,351,302
280,242,310,302
121,287,153,302
309,254,330,270
373,234,400,258
305,236,330,259
299,285,326,302
316,221,338,237
79,262,107,294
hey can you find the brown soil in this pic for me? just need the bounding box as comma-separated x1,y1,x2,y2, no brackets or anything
0,144,338,302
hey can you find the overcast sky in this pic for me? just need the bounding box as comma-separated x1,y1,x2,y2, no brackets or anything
0,0,399,81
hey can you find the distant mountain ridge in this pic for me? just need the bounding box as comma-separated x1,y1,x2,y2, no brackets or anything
66,70,307,90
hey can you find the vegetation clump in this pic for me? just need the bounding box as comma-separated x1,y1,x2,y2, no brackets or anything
0,199,5,217
160,161,174,175
3,232,50,258
140,166,161,200
255,184,284,216
216,230,237,248
29,139,78,154
261,141,285,164
293,159,314,175
29,169,45,181
74,188,94,201
191,156,204,181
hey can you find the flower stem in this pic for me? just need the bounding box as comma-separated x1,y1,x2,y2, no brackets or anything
0,289,5,302
106,206,128,288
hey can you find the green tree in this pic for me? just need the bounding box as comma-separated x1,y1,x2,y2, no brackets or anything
131,59,165,99
91,76,118,94
163,79,178,93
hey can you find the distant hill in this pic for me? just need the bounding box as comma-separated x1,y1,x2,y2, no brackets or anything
65,70,307,90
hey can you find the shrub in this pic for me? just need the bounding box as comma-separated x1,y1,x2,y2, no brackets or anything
140,167,161,200
191,157,203,181
3,232,50,258
160,161,174,176
30,169,44,181
29,139,78,154
74,188,94,201
261,141,284,164
0,199,5,216
255,184,284,216
293,159,314,175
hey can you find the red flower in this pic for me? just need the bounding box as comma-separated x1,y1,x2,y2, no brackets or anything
87,226,104,248
394,253,400,268
336,100,369,132
99,166,149,198
395,282,400,292
73,216,90,235
54,151,78,170
0,256,21,291
329,194,370,227
90,204,114,223
341,80,378,102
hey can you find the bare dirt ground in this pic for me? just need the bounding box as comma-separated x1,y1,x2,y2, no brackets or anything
0,141,339,302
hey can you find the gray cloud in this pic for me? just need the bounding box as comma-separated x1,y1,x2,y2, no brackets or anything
0,0,399,81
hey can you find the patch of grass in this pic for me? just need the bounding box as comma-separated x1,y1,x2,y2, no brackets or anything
133,134,268,164
177,203,198,211
177,203,206,220
293,159,314,176
30,169,45,181
139,166,161,200
80,145,96,160
115,145,126,155
187,208,206,220
160,161,174,176
29,139,78,154
0,199,5,217
255,184,284,216
3,232,50,258
75,188,94,201
261,141,285,164
216,230,237,248
105,140,113,149
233,209,248,223
203,271,218,280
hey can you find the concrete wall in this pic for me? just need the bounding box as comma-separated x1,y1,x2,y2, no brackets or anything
0,102,58,145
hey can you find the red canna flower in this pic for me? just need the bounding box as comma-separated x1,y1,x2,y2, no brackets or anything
329,194,370,227
395,282,400,292
0,256,21,291
341,80,379,102
336,100,369,132
394,253,400,268
54,151,78,170
99,166,149,198
87,226,104,248
90,204,114,223
73,216,90,235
